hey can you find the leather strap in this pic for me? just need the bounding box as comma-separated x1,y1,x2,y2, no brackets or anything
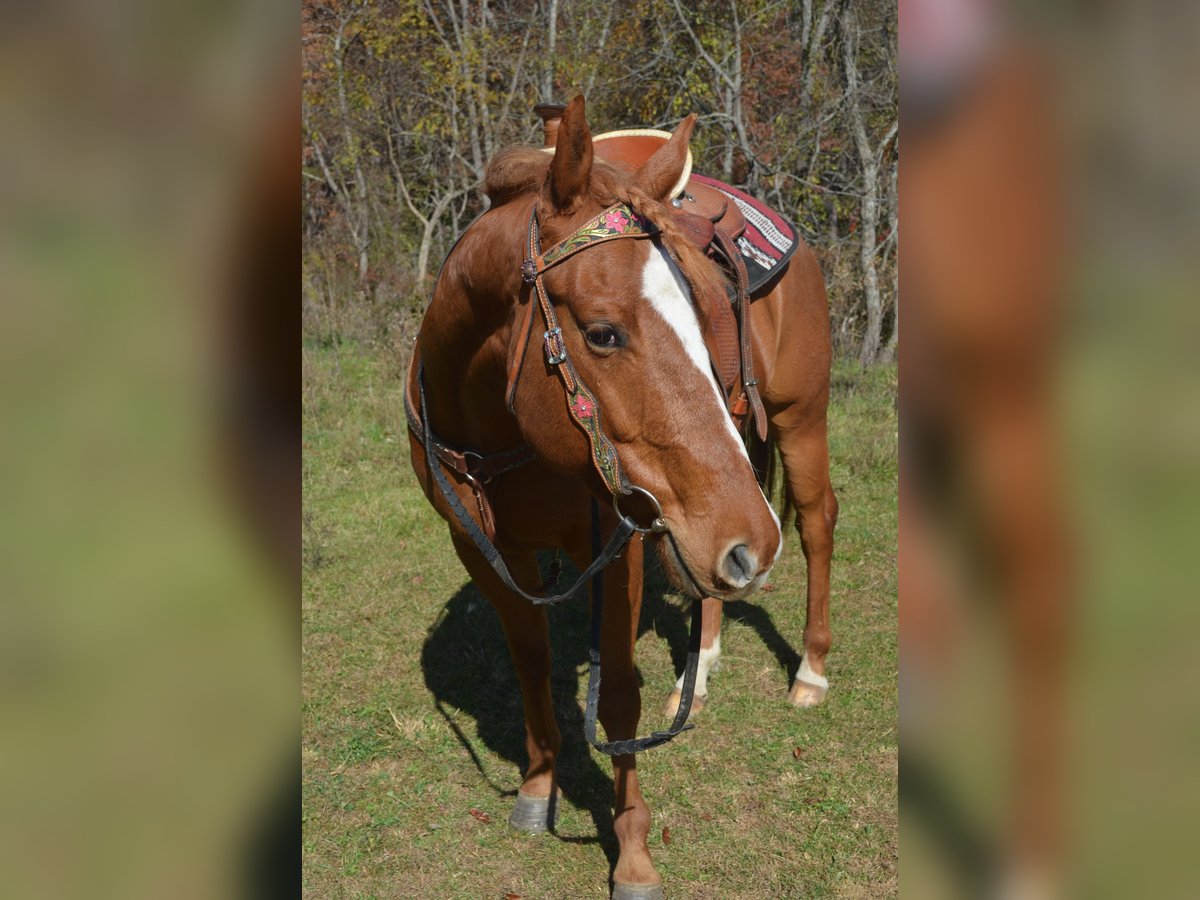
712,227,767,440
406,369,537,541
415,367,641,607
583,498,701,756
525,206,637,497
505,294,538,414
523,203,657,283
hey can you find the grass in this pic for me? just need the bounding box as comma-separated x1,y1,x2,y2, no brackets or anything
303,341,897,898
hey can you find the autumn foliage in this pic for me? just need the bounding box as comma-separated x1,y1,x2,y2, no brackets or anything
303,0,896,362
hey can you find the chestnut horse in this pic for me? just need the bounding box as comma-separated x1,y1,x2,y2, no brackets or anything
408,96,834,897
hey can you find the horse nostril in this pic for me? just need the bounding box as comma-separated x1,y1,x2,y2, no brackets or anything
723,543,757,589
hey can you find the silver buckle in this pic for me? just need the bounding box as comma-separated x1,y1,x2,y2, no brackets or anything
461,450,490,484
543,327,567,365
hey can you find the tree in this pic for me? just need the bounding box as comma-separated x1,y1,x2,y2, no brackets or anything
302,0,898,365
842,0,897,365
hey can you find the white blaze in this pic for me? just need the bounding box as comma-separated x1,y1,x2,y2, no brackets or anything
639,244,782,547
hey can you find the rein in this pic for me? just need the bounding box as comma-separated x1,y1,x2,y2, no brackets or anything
410,199,708,755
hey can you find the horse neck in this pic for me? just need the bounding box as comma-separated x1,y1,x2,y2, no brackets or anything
418,197,533,450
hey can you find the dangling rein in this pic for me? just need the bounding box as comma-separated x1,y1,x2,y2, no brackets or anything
410,201,706,755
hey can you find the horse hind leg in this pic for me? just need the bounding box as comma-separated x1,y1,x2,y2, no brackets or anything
449,534,562,832
662,597,723,718
776,428,838,708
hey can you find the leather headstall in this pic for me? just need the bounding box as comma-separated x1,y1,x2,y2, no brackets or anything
509,202,658,499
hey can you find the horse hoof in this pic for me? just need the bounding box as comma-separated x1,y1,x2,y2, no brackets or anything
788,679,827,708
663,688,706,719
508,790,560,833
612,883,665,900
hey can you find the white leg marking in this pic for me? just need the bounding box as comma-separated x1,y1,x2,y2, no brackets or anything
796,655,829,690
640,246,783,546
674,635,721,697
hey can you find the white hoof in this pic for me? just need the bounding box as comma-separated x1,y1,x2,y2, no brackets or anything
663,687,707,719
789,657,829,707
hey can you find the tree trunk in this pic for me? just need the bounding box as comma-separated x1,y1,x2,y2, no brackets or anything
844,2,888,367
332,17,371,282
856,158,883,366
880,151,899,363
541,0,558,100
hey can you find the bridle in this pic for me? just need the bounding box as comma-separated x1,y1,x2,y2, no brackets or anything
409,198,708,755
514,201,673,515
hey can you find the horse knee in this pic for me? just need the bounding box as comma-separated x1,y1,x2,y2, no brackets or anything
598,679,642,734
825,488,839,530
794,484,835,538
797,517,833,560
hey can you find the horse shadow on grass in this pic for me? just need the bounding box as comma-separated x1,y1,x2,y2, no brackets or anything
420,553,802,877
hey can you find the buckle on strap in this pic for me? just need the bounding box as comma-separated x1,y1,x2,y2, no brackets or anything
521,258,539,284
543,327,567,365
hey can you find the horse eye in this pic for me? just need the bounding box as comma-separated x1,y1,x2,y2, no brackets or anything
584,323,622,349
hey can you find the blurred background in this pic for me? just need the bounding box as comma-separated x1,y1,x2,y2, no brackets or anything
0,0,1196,896
0,1,297,897
900,0,1200,897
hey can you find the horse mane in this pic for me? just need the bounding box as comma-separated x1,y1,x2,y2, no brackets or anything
483,146,728,327
483,146,632,209
483,146,551,205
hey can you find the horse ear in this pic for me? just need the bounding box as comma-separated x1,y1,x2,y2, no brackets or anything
637,114,696,200
546,95,593,212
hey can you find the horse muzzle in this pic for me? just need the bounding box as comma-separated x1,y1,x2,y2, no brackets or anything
655,528,774,601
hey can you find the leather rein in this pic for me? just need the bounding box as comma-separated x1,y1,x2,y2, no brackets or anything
409,200,710,756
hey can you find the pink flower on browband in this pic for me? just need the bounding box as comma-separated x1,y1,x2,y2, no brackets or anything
571,394,595,419
603,209,629,232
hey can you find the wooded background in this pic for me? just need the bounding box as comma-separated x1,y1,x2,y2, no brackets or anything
303,0,897,365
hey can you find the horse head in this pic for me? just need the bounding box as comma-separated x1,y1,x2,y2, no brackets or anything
477,96,782,600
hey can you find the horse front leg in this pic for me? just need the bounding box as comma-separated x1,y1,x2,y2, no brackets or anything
571,533,662,898
663,596,723,718
450,534,562,832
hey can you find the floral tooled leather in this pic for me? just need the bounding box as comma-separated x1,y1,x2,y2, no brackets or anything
539,203,655,269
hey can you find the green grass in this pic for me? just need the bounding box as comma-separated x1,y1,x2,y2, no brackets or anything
303,343,897,898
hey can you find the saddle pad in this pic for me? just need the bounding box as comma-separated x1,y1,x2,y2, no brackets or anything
689,174,799,295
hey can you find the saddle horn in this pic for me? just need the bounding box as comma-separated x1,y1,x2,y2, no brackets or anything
535,102,567,149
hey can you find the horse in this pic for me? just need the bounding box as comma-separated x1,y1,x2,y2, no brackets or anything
407,95,835,898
